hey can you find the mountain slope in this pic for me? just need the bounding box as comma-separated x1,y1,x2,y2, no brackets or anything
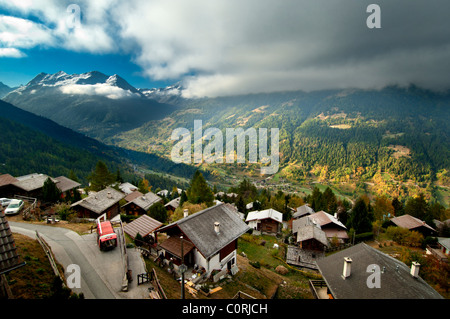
112,85,450,200
3,71,177,140
0,82,15,98
0,99,205,182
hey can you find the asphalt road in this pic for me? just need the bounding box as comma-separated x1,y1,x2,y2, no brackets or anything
9,221,149,299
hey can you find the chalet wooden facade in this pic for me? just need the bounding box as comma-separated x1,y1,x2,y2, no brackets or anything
245,208,283,234
121,192,162,216
71,187,124,220
155,203,250,276
0,173,80,201
390,214,437,237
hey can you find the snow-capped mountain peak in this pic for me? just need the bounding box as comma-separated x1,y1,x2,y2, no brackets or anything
8,71,143,100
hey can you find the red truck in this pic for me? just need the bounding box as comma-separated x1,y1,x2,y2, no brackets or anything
97,220,117,251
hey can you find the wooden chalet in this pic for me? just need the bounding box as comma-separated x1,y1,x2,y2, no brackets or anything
292,216,329,251
308,211,348,243
71,187,125,220
0,173,80,201
54,176,81,199
245,208,283,234
390,214,437,237
164,197,180,213
121,192,162,216
0,174,19,198
155,203,250,276
123,214,163,244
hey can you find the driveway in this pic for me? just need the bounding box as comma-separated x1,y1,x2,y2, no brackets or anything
9,221,150,299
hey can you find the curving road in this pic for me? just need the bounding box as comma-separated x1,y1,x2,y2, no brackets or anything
9,221,148,299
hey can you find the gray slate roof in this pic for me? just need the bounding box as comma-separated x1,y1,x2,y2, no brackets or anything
123,192,162,211
157,203,250,259
123,214,163,239
54,176,81,193
71,187,124,215
164,197,180,209
13,174,58,192
438,237,450,251
0,210,25,275
293,216,328,246
390,214,436,232
316,243,443,299
293,204,315,219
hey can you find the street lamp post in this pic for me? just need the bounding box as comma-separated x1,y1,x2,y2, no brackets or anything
180,235,186,299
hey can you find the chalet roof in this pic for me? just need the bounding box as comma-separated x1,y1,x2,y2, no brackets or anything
119,182,138,195
438,237,450,251
245,208,283,223
293,204,315,219
124,190,144,203
390,214,436,232
54,176,81,193
293,216,329,246
0,174,19,188
159,235,196,259
71,187,125,215
292,215,320,232
157,203,250,259
12,174,58,192
315,243,443,299
0,210,25,275
123,214,163,239
297,225,329,247
309,211,347,230
122,192,162,211
164,197,180,210
322,228,349,240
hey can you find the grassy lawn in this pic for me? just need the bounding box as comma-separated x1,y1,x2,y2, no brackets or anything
5,233,66,299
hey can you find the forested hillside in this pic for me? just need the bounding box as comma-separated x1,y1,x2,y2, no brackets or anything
0,100,206,184
111,86,450,205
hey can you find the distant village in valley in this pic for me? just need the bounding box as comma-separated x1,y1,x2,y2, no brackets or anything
1,161,449,300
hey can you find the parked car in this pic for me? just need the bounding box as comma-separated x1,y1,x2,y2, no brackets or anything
5,199,24,215
0,198,12,207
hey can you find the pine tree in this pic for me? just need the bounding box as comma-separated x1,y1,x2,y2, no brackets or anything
187,170,214,206
68,169,79,183
115,169,124,184
148,201,168,223
88,161,115,191
179,190,188,206
42,177,61,203
349,197,373,234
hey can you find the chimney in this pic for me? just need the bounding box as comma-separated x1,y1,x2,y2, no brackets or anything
410,261,420,278
214,222,220,234
107,191,112,199
184,209,189,218
342,257,352,279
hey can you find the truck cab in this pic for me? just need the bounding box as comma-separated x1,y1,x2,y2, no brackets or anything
97,220,117,251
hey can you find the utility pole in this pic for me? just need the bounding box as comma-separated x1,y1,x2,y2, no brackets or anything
180,235,186,299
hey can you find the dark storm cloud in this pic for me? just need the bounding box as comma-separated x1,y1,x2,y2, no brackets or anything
1,0,449,96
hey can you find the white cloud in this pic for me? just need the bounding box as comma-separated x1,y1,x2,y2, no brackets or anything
60,83,139,100
0,15,54,49
0,1,116,53
0,47,26,58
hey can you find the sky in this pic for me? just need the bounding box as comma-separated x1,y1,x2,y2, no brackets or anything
0,0,449,97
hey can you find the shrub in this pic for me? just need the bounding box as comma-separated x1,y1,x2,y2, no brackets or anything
385,226,423,247
51,202,74,221
355,232,374,243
